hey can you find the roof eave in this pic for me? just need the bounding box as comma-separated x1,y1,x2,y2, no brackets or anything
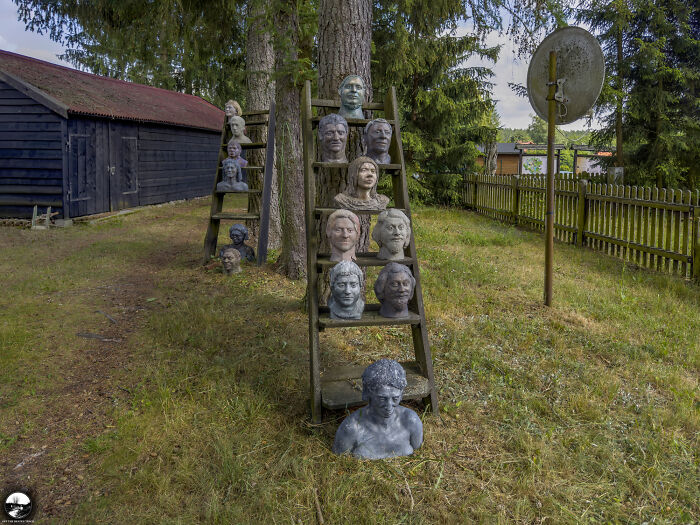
0,68,69,119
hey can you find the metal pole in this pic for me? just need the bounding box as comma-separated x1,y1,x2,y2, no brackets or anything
544,51,557,306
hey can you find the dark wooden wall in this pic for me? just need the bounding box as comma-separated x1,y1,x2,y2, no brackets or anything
0,80,65,218
137,123,220,207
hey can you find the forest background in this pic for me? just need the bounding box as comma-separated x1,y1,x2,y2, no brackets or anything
9,0,698,274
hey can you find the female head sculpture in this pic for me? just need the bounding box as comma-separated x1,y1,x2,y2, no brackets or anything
219,245,242,275
229,223,255,262
337,75,366,120
332,156,389,211
318,114,349,163
374,263,416,318
372,209,411,260
224,99,242,118
326,209,360,262
328,260,364,320
332,358,423,459
363,118,393,164
228,115,251,143
217,158,247,192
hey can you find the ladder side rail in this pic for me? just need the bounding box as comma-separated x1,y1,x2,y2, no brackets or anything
257,101,276,266
202,122,231,264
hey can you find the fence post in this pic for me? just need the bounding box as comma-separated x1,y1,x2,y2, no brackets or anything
576,179,588,247
511,175,519,224
472,174,478,210
693,214,700,280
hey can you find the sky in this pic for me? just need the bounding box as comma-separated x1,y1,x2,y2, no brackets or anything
0,0,599,133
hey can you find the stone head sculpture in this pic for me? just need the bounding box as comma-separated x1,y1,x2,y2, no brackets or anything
229,223,255,262
229,115,251,143
326,209,360,262
333,156,389,211
318,113,348,163
227,138,248,169
372,209,411,260
219,245,242,275
218,158,247,191
328,260,364,320
225,99,242,118
363,118,393,164
337,75,366,120
374,263,415,318
332,358,423,459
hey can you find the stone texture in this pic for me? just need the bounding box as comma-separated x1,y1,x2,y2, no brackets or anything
333,156,389,211
374,263,415,318
228,115,252,144
328,260,364,319
326,209,360,262
319,114,348,163
219,245,242,275
225,99,242,117
337,75,366,120
332,359,423,459
217,158,248,192
363,118,392,164
372,209,411,261
229,223,255,262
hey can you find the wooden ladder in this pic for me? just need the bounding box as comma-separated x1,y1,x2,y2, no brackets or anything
301,80,438,423
201,102,276,266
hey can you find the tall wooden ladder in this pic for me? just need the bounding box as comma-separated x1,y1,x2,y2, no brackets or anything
202,102,276,266
301,80,438,423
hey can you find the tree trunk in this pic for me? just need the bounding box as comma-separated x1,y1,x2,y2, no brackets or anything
273,0,306,279
615,27,624,169
245,0,281,251
316,0,373,298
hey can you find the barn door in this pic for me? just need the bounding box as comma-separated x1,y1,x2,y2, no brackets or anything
109,122,139,210
67,120,110,217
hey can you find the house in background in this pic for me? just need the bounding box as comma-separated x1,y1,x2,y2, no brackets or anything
477,142,564,175
0,50,224,219
476,143,521,174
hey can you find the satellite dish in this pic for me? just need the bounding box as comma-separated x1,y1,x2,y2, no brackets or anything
527,27,605,125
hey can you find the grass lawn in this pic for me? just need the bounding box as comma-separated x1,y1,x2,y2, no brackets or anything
0,197,697,524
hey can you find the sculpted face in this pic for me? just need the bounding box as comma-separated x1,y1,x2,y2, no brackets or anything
385,271,413,311
357,162,378,191
230,119,243,137
331,274,361,307
230,229,245,245
225,102,236,117
227,141,241,158
330,217,358,253
322,124,347,154
379,217,408,254
368,385,402,419
339,76,365,110
223,162,237,180
221,250,240,273
367,123,392,153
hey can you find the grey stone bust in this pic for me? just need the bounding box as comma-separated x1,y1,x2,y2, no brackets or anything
332,359,423,459
372,209,411,260
374,263,415,318
227,139,248,169
219,245,242,275
318,114,348,163
224,99,242,118
229,115,252,144
326,209,360,262
363,118,392,164
229,224,255,262
333,157,389,211
217,158,247,192
337,75,366,120
328,260,365,320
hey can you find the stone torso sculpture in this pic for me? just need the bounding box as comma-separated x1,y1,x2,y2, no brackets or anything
328,260,364,320
219,245,242,275
327,209,360,262
229,223,255,262
333,157,389,211
372,209,411,260
332,359,423,459
217,158,247,192
374,263,415,318
364,119,393,164
318,114,348,163
229,115,252,144
338,75,366,120
227,139,248,170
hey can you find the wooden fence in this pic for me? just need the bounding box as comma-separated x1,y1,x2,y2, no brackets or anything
462,173,700,279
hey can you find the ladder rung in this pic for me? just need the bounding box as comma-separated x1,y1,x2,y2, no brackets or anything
318,307,421,329
243,119,269,126
241,142,266,149
311,116,396,127
310,98,385,111
312,161,401,171
211,212,260,221
215,189,262,194
316,254,414,268
320,361,430,410
314,207,407,216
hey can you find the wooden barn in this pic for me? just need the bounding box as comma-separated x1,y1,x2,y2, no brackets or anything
0,50,224,219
